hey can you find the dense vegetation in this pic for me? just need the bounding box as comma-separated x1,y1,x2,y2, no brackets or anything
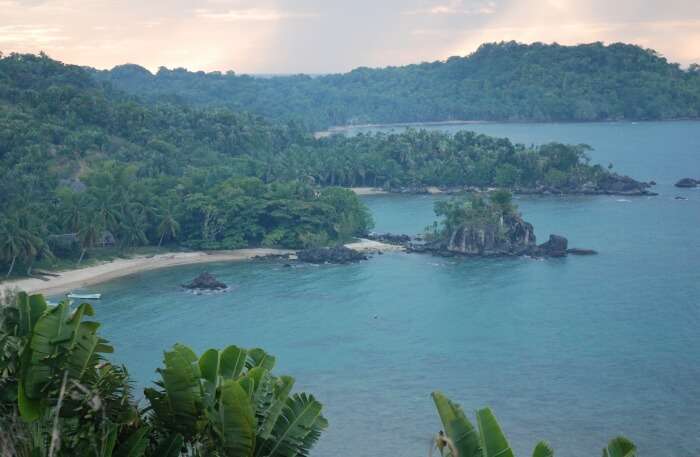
0,52,646,278
94,41,700,129
425,190,517,241
0,53,373,277
0,292,638,456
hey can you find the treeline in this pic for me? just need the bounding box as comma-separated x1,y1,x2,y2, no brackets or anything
0,52,642,277
93,41,700,129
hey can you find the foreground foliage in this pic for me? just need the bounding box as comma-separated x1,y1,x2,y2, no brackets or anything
0,292,326,457
431,391,637,457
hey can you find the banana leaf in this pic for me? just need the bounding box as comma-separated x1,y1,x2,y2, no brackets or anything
248,348,276,371
209,379,256,457
533,441,554,457
17,292,47,337
113,426,150,457
220,345,248,379
158,344,203,435
476,408,514,457
264,392,327,457
152,434,184,457
603,436,636,457
258,375,295,442
23,302,94,400
432,391,480,457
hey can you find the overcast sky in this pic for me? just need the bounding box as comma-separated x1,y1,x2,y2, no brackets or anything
1,0,699,73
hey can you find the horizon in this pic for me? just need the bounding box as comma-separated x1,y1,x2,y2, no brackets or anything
1,0,699,74
4,40,698,77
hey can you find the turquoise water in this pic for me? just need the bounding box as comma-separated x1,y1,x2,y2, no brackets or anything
63,122,700,457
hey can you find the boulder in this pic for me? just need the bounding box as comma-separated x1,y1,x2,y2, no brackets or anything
675,178,699,188
596,174,655,195
537,234,568,257
182,272,227,290
297,246,368,264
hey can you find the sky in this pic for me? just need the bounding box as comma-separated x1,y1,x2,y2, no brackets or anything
1,0,699,74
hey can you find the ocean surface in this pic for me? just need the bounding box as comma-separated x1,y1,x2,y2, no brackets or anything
61,121,700,457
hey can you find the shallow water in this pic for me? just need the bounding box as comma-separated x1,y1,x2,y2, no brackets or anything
62,121,700,457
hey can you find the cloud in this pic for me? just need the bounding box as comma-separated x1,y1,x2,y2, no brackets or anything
194,8,318,22
403,0,496,16
0,24,66,44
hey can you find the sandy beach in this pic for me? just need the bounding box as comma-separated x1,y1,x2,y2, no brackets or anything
350,187,389,196
1,240,401,297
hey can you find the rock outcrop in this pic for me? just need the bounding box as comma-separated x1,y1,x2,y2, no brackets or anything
534,234,568,257
297,246,368,264
366,232,412,245
675,178,699,188
182,272,227,290
409,213,537,256
409,215,594,258
385,174,657,196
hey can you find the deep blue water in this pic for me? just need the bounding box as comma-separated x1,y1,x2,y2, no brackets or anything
60,122,700,457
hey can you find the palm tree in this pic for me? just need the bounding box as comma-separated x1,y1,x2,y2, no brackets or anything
0,217,43,278
118,208,148,248
156,211,180,247
77,219,103,265
0,221,23,277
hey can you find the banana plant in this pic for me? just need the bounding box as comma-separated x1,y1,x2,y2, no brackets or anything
431,392,636,457
17,293,114,421
3,292,149,457
145,343,327,457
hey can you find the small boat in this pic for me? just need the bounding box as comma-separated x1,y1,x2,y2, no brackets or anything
67,293,102,300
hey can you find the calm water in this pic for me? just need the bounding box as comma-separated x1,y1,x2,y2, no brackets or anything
61,122,700,457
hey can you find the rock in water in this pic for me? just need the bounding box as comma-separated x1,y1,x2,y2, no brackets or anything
537,234,569,257
567,248,598,255
182,272,227,290
297,246,368,264
675,178,700,188
435,213,537,256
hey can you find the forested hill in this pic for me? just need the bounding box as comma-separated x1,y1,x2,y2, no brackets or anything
0,52,654,276
92,41,700,129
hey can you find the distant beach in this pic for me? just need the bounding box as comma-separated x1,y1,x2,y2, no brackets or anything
350,187,389,196
1,240,401,298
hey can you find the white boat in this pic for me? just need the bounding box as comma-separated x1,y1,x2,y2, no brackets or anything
66,293,102,300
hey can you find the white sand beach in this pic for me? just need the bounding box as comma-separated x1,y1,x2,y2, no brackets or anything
1,240,401,297
350,187,389,196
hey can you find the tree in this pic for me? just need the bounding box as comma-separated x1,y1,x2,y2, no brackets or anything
489,189,515,215
156,208,180,247
0,216,42,278
77,219,103,265
0,220,24,277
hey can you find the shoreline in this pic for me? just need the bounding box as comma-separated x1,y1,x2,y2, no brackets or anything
1,240,401,298
314,118,700,137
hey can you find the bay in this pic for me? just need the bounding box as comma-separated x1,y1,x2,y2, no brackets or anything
65,121,700,457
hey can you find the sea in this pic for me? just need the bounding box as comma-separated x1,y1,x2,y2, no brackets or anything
59,121,700,457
